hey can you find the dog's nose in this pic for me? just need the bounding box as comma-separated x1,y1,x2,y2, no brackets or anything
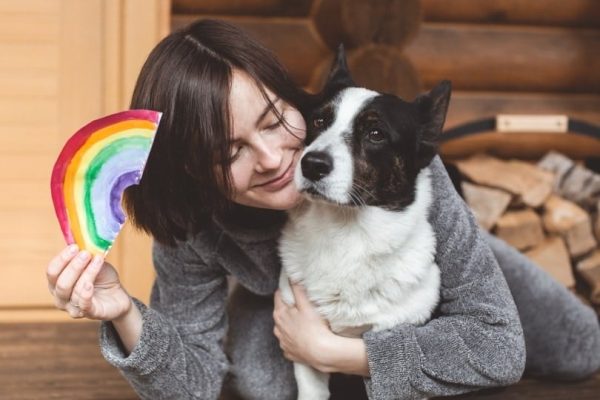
301,151,333,181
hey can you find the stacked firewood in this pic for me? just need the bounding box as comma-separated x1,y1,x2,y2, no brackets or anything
450,152,600,313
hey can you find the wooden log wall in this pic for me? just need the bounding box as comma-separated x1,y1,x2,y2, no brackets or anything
419,0,600,131
171,0,600,131
171,0,423,101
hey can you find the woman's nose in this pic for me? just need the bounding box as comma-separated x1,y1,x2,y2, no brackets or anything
254,140,282,173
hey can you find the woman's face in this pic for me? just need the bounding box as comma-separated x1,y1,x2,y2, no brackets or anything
225,70,307,210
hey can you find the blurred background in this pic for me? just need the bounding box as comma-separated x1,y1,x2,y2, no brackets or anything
0,0,599,398
2,0,599,322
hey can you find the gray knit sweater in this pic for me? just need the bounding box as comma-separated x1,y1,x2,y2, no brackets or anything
99,155,600,399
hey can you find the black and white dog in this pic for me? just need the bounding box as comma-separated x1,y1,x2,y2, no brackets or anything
278,46,451,400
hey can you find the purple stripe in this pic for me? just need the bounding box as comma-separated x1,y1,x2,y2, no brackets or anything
110,171,140,224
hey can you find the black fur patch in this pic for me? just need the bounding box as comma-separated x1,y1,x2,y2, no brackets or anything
347,95,422,211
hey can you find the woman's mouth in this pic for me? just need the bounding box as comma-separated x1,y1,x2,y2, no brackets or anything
256,160,295,192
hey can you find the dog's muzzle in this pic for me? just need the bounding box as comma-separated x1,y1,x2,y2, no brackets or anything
301,151,333,182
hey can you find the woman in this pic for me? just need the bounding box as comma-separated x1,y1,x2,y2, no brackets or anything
45,19,600,399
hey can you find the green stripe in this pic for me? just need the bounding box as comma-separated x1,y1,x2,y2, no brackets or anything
84,136,151,249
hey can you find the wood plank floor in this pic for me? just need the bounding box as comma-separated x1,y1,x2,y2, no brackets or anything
0,321,598,399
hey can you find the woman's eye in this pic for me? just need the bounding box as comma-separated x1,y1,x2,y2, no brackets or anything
313,117,325,129
368,129,385,142
265,119,282,130
230,146,243,161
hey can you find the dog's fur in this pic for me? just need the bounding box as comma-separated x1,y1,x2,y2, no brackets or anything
278,45,451,400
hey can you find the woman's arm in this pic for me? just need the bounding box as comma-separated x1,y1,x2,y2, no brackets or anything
110,297,142,354
274,155,526,399
359,155,526,399
273,283,370,376
99,238,230,400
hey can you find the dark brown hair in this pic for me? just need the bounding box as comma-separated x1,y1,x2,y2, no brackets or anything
124,19,314,246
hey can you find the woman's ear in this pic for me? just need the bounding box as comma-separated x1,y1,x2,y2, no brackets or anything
322,44,356,96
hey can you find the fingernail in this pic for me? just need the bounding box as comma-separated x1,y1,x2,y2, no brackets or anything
67,244,78,255
77,250,89,260
84,282,92,291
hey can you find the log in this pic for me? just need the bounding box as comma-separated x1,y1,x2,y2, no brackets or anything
564,218,598,259
460,182,512,231
576,250,600,304
311,0,421,50
171,15,329,86
525,236,575,288
559,165,600,211
309,44,421,99
541,194,597,258
404,23,600,93
542,195,589,234
172,0,314,16
495,209,545,251
443,92,600,131
538,151,575,192
454,154,554,208
421,0,600,28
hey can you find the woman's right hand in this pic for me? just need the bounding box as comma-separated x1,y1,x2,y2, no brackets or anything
46,245,132,321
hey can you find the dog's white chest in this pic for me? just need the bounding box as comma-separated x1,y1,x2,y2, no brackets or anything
279,168,440,334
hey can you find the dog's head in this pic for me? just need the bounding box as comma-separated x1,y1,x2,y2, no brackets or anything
295,45,451,210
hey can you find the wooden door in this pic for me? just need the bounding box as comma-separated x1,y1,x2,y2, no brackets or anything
0,0,170,322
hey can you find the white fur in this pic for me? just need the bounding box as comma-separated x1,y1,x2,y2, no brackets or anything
279,168,439,400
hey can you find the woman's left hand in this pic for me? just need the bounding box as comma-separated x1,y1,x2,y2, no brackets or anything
273,282,335,371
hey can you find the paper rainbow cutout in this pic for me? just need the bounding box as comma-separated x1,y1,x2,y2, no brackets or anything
51,110,162,256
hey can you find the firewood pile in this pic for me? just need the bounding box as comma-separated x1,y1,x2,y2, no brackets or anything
450,152,600,315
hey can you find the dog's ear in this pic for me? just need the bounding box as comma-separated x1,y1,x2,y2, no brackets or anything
322,44,356,96
414,80,452,169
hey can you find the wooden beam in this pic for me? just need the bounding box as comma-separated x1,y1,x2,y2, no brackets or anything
422,0,600,28
405,23,600,93
172,0,314,17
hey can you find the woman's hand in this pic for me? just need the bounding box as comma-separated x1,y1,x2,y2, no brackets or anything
273,282,337,372
46,244,132,321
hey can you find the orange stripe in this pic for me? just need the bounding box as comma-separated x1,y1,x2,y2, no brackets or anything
64,120,156,250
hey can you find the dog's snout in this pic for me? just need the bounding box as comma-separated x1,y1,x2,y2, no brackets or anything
301,151,333,181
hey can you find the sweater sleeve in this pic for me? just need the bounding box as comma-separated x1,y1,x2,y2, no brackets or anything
362,155,526,400
99,237,229,400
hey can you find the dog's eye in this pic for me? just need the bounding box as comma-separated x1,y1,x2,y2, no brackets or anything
313,117,325,129
368,129,385,143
